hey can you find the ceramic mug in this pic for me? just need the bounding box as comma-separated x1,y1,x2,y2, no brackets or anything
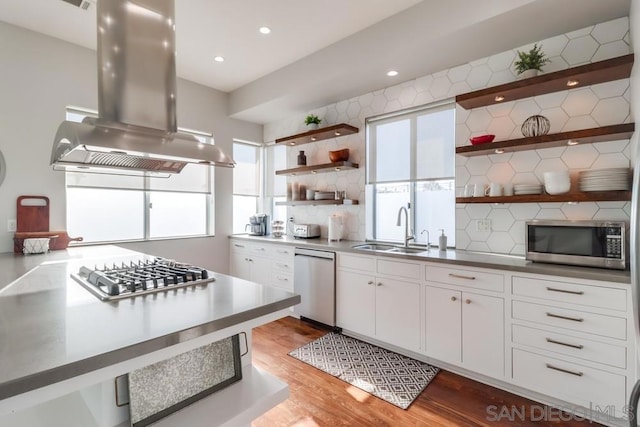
485,182,502,197
503,183,514,196
463,184,474,197
473,183,485,197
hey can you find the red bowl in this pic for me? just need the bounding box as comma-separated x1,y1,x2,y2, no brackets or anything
470,134,496,145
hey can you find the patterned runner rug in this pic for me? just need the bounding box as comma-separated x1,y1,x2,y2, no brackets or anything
288,332,439,409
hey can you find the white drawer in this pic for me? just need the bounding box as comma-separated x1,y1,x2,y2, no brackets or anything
512,276,626,312
377,259,421,280
426,264,504,292
272,259,293,273
338,254,375,272
271,272,293,291
272,246,294,260
512,349,626,411
512,300,626,340
512,324,626,369
230,240,249,252
250,243,272,254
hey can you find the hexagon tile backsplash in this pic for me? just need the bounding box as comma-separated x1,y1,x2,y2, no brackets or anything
263,17,632,254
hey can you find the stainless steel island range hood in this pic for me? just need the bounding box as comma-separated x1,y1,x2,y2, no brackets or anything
51,0,235,175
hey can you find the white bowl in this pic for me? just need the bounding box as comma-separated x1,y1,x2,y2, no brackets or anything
544,171,570,195
23,238,50,254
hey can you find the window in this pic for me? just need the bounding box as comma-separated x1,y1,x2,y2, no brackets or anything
232,141,261,234
366,101,455,246
65,107,214,243
265,143,287,222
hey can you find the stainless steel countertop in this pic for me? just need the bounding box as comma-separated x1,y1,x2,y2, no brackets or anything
0,246,299,400
230,234,631,284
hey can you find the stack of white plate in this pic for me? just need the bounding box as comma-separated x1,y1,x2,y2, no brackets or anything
579,168,630,192
514,183,543,195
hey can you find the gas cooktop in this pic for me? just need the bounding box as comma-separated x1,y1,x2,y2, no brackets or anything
72,257,215,301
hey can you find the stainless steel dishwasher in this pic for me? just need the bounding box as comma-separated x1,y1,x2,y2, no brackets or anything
294,248,336,327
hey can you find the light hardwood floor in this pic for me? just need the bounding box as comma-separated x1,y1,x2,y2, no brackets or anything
251,316,600,427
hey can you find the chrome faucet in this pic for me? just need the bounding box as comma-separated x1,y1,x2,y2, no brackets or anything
396,206,415,247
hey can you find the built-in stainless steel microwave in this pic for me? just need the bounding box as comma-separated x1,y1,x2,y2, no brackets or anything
525,220,627,270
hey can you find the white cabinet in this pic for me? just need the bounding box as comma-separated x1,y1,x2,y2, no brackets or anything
336,269,375,337
229,240,291,289
424,280,504,378
510,274,633,416
336,254,421,351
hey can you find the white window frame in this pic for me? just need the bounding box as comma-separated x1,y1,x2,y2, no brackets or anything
365,99,455,245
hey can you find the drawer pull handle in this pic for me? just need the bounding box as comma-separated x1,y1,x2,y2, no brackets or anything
377,282,383,287
451,296,457,301
234,244,245,248
546,287,584,295
546,312,584,322
449,273,476,280
545,338,584,350
545,363,583,377
367,281,374,285
277,250,289,254
255,248,265,251
276,263,289,268
276,276,288,281
465,299,471,304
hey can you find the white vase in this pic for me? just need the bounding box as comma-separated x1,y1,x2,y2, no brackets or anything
307,123,319,130
518,69,539,79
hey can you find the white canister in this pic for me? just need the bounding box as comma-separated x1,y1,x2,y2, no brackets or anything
328,214,344,241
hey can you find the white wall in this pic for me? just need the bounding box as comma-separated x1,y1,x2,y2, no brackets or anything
0,22,263,272
264,17,633,255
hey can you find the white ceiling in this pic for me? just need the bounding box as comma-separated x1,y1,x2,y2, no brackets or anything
0,0,631,124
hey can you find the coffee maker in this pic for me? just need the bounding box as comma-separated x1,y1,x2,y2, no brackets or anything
246,214,270,236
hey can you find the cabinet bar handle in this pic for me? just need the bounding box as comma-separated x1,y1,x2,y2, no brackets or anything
377,282,383,287
276,263,289,268
546,287,584,295
234,244,245,248
367,281,374,285
255,248,265,251
449,273,476,280
546,337,584,350
546,312,584,322
276,276,288,281
451,296,457,301
545,363,583,377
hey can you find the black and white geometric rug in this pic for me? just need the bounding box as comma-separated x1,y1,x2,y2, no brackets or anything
288,332,439,409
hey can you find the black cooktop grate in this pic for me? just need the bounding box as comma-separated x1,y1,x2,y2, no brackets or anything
72,258,216,301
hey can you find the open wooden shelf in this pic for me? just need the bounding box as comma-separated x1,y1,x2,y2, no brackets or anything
456,191,631,204
455,54,634,109
276,199,359,207
275,123,359,146
456,123,635,156
275,161,359,176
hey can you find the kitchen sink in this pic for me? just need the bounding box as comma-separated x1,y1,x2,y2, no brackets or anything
351,244,429,254
351,243,396,251
387,247,428,254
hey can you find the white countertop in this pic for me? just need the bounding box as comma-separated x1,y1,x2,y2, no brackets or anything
230,234,631,284
0,245,299,401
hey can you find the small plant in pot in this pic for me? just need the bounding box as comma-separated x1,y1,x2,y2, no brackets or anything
513,43,550,78
304,114,322,130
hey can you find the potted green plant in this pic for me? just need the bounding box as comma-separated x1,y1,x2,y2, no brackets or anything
513,43,550,78
304,114,322,130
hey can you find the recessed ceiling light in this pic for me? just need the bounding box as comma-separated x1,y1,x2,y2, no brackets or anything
259,26,271,35
387,70,398,77
566,79,580,87
494,95,505,102
214,56,224,62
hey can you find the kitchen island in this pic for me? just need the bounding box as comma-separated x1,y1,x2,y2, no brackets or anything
0,245,300,426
